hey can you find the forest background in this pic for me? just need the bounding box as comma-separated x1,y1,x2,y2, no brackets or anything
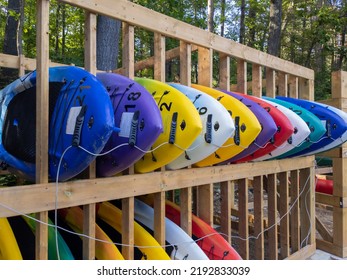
0,0,346,100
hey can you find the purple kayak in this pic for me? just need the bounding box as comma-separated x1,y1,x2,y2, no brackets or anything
220,90,277,163
96,73,163,177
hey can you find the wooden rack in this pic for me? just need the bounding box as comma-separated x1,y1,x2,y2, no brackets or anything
0,0,316,260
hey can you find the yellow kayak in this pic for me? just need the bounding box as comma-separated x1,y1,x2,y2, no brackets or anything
0,217,22,260
134,78,202,173
97,202,171,260
58,207,124,260
191,84,261,166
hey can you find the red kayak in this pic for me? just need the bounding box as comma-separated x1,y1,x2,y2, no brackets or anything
231,93,294,162
315,178,333,195
165,200,242,260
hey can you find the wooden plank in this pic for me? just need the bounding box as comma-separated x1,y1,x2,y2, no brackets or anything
180,187,192,236
300,167,315,246
252,64,262,97
237,59,247,93
19,54,25,76
197,184,213,226
333,207,347,251
238,178,249,259
122,23,135,79
284,243,316,260
60,0,314,80
332,70,347,99
316,217,333,243
316,239,347,258
82,11,97,260
299,77,314,100
253,175,264,259
219,53,230,91
154,33,165,81
267,173,278,259
0,157,315,218
220,181,232,243
35,0,50,260
278,171,290,258
290,170,300,253
198,47,213,87
277,72,288,97
288,75,299,98
316,192,342,207
265,68,276,98
82,203,95,259
122,197,134,259
333,158,347,197
179,41,192,86
154,192,165,245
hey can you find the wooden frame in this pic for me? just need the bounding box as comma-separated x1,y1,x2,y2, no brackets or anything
0,0,316,260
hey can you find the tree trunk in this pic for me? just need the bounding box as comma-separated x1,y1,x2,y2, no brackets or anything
1,0,24,87
208,0,214,32
96,16,121,71
239,0,246,44
220,0,226,37
268,0,282,57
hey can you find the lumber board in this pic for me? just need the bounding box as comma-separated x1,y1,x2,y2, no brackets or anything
180,187,192,236
35,0,50,260
198,47,213,87
267,173,278,259
299,77,314,100
197,184,213,226
315,192,344,208
82,203,96,260
290,170,300,253
59,0,314,80
288,75,299,98
122,23,135,79
219,53,230,91
154,192,165,246
154,33,165,82
252,64,262,97
179,41,192,86
122,197,134,260
237,59,247,93
277,72,288,97
253,175,264,259
332,70,347,99
316,239,347,258
279,171,290,258
220,181,232,243
315,217,333,243
0,157,315,218
333,207,347,249
265,68,276,98
238,178,249,260
284,244,316,260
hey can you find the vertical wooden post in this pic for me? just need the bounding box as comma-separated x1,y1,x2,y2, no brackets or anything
300,166,315,247
299,78,314,100
19,54,25,76
267,173,278,259
180,188,192,236
82,11,97,260
279,171,290,258
290,170,300,253
237,59,247,93
238,178,249,259
35,0,50,260
152,33,166,246
252,64,262,98
180,41,191,86
198,46,213,87
277,72,288,97
154,33,165,81
253,175,264,259
288,75,299,98
219,53,230,91
266,68,276,98
121,22,135,259
220,181,232,243
197,184,213,226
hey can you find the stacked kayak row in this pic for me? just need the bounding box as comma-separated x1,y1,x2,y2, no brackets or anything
1,66,346,181
0,198,242,260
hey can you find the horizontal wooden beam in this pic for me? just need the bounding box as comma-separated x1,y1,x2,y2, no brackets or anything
0,157,314,217
316,239,347,258
284,244,316,260
59,0,314,80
